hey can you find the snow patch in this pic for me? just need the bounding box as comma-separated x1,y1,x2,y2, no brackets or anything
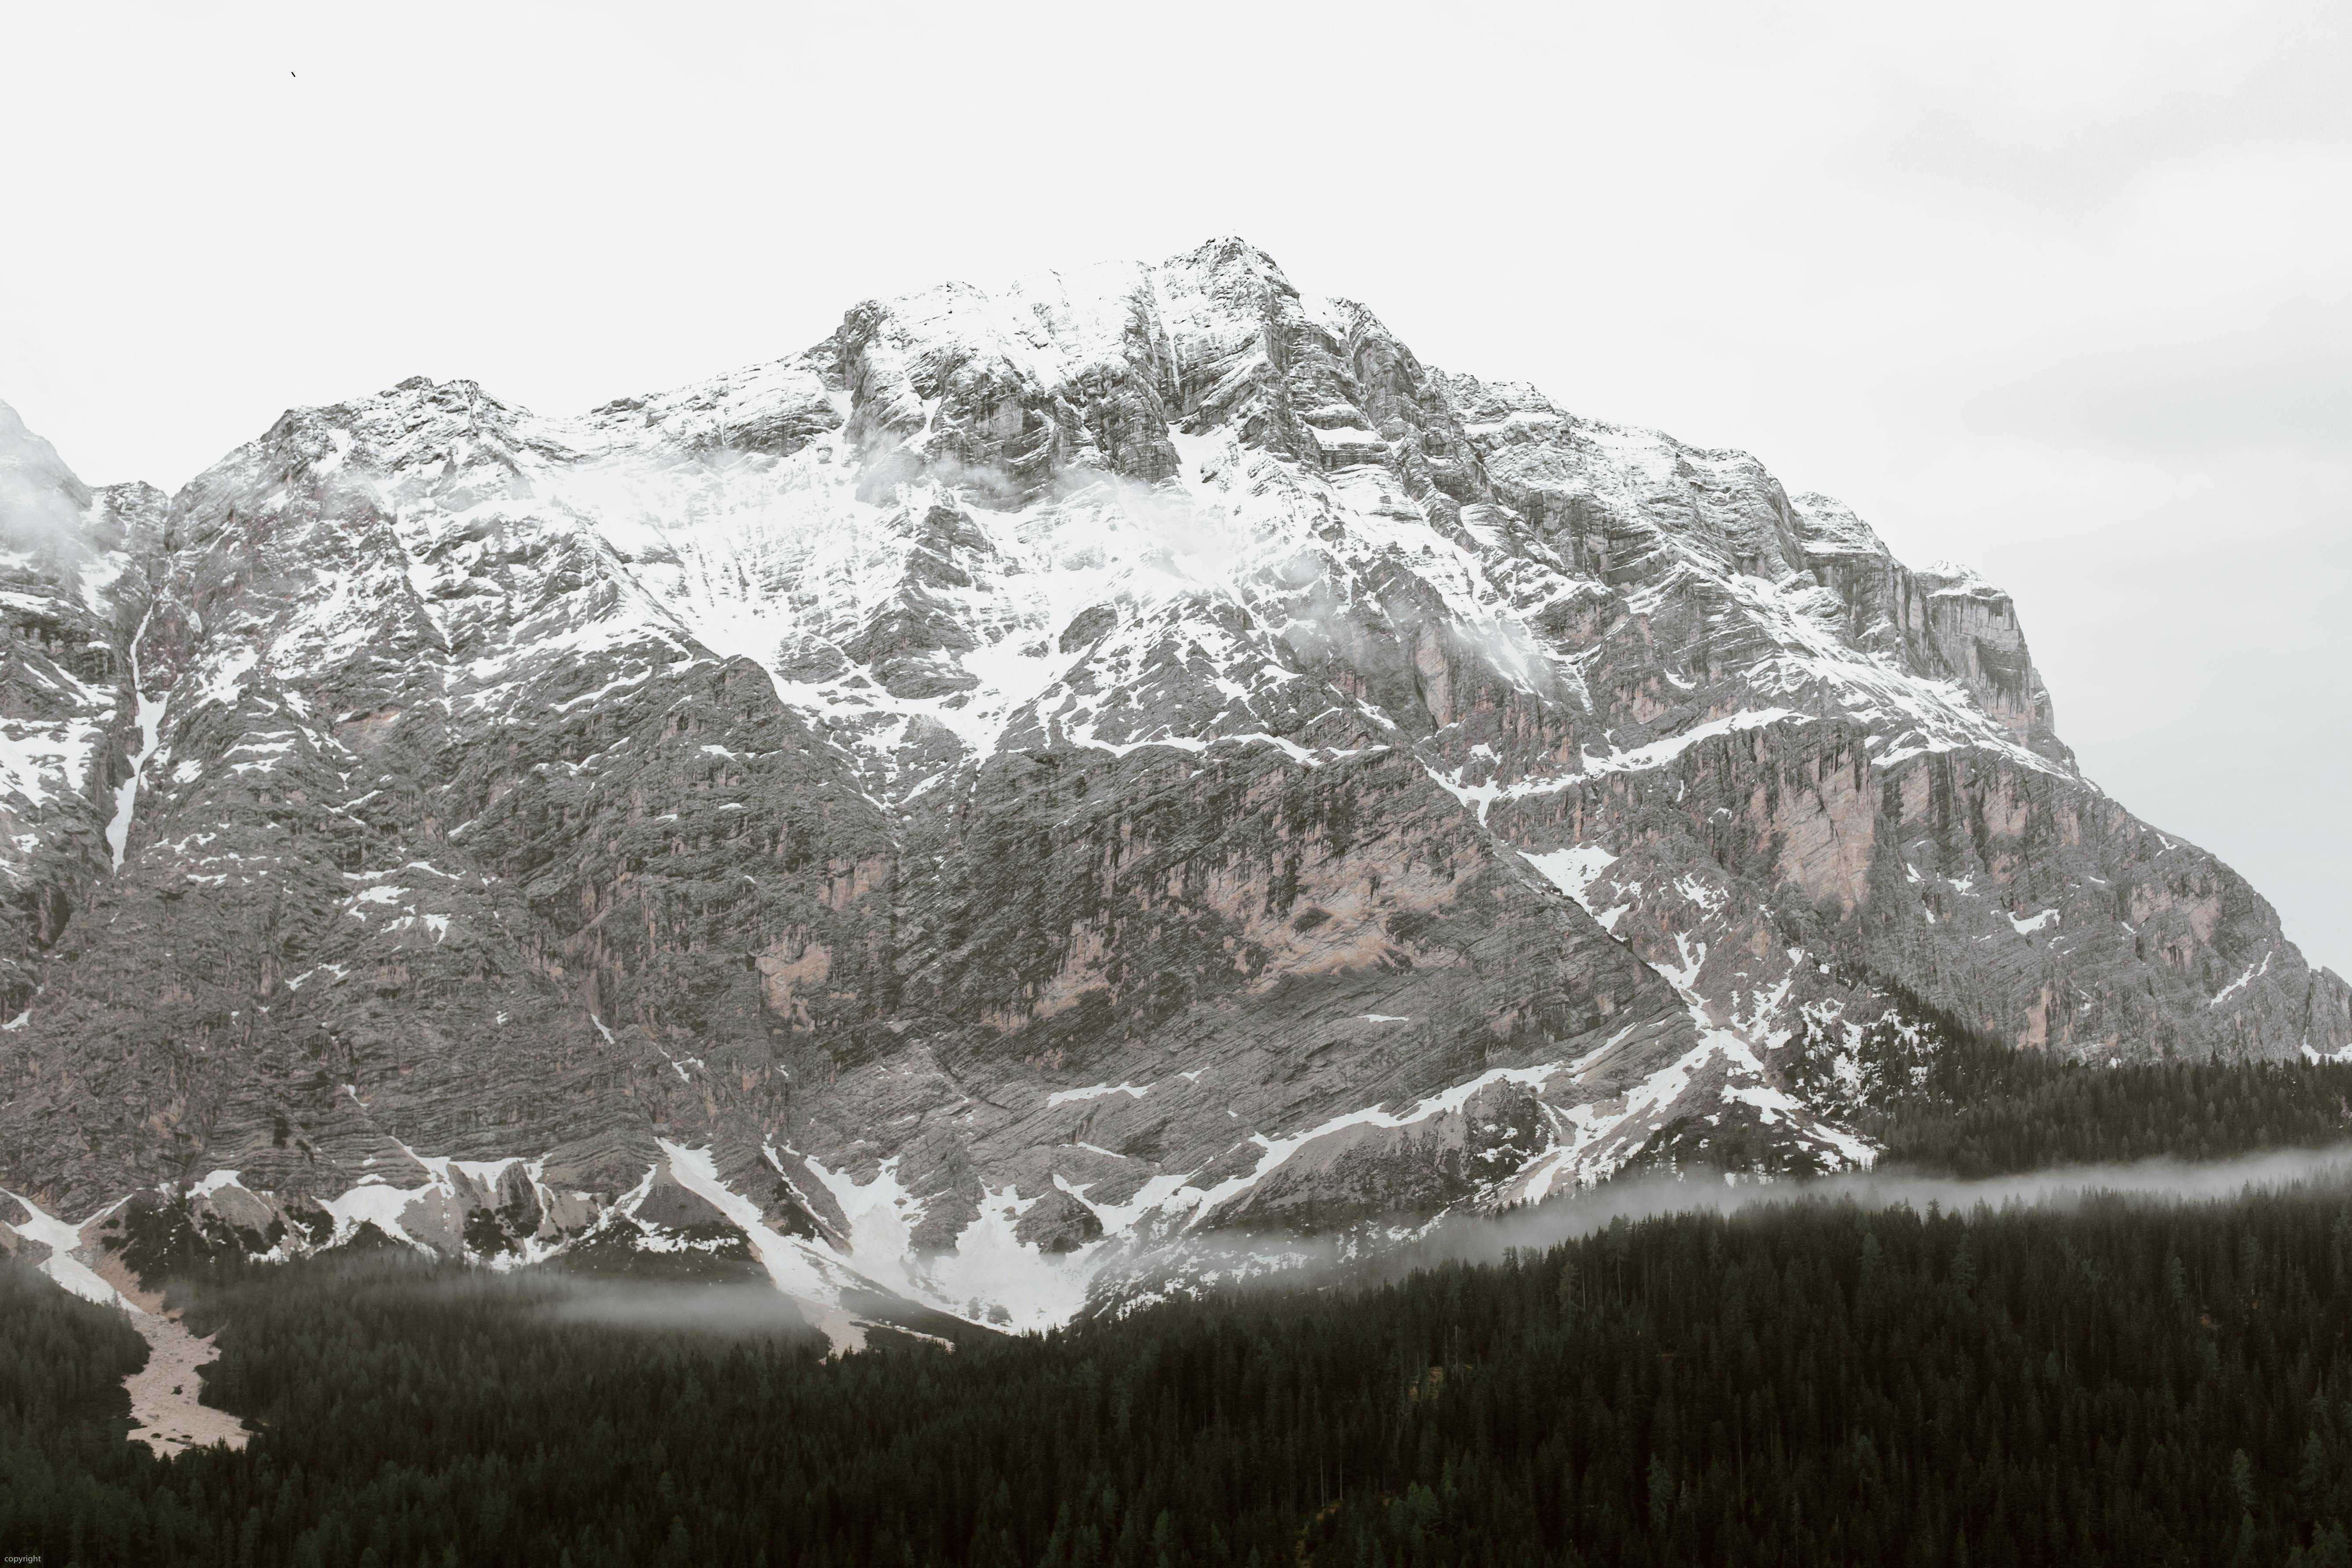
1047,1081,1151,1107
4,1188,136,1309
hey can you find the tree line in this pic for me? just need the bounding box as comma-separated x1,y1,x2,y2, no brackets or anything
1779,990,2352,1178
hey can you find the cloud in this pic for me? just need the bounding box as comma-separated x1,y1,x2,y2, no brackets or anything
536,1278,826,1338
1405,1143,2352,1274
0,398,96,558
1125,1144,2352,1317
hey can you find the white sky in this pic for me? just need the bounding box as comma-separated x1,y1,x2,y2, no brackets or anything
4,1,2345,973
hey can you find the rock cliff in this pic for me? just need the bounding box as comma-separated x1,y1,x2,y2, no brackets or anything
2,239,2343,1328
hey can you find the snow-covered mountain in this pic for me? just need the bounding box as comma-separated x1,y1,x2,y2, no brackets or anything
3,238,2344,1334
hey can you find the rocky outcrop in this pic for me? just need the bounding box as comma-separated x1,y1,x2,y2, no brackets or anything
0,237,2341,1328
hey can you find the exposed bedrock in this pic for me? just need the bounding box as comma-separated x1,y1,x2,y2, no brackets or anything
0,237,2339,1325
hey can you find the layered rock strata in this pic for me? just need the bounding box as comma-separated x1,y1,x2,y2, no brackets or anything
0,239,2341,1326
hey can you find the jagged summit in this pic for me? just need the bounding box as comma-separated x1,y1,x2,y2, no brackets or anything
0,240,2342,1332
0,397,90,507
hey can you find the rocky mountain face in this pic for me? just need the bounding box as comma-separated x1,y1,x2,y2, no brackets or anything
3,238,2345,1332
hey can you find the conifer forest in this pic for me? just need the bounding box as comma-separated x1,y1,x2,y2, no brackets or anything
9,1052,2352,1565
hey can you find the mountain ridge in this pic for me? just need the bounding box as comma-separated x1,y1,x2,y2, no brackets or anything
1,235,2342,1331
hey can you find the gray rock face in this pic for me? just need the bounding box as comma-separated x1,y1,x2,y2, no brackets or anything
0,238,2343,1327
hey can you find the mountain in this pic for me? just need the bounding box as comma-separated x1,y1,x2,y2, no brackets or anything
2,238,2344,1333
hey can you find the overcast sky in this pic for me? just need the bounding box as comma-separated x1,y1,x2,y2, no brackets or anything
4,1,2345,973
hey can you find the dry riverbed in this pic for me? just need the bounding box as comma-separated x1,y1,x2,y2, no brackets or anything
83,1243,252,1456
123,1309,250,1456
7,1194,255,1455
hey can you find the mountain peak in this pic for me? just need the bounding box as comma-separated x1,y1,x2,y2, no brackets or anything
0,247,2341,1332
